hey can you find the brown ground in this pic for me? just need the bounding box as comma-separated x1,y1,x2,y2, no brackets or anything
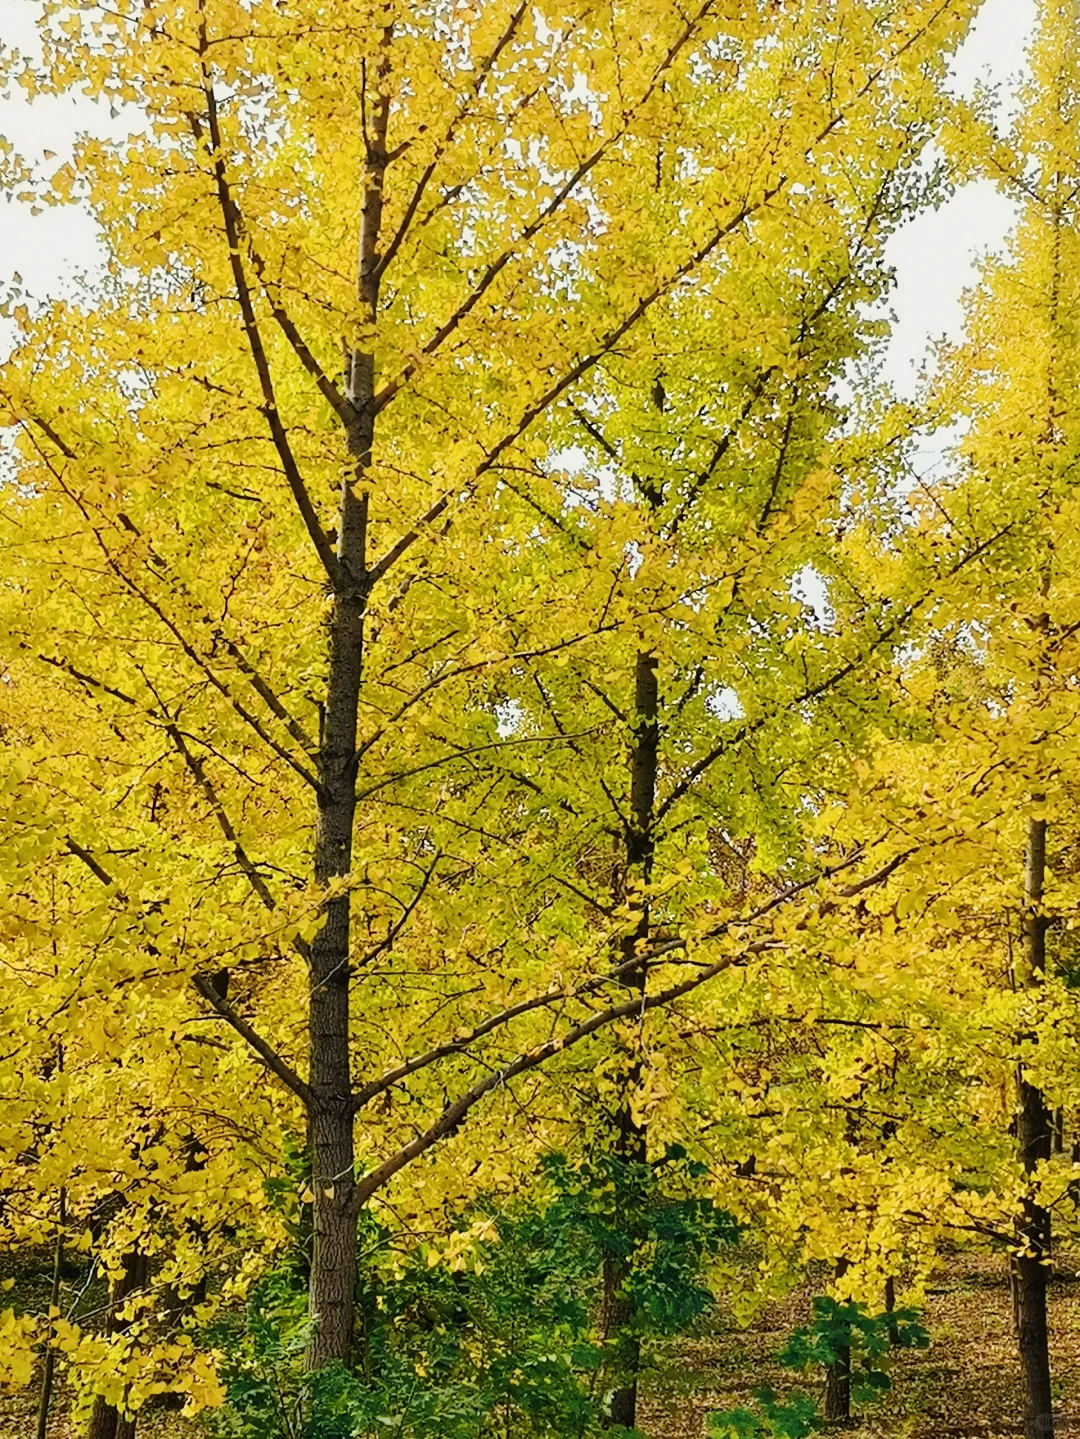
4,1251,1079,1437
641,1252,1080,1439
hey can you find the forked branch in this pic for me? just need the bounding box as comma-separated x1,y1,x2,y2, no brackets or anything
193,973,313,1107
196,17,339,586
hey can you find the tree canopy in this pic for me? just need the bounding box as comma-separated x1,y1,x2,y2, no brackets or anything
7,3,1080,1438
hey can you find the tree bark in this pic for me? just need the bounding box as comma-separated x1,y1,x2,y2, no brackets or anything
823,1351,851,1426
86,1401,117,1439
602,1242,642,1431
305,55,389,1373
883,1274,898,1347
824,1257,852,1426
1015,811,1054,1439
603,1075,647,1430
36,1187,65,1439
602,650,658,1430
85,1252,148,1439
306,520,367,1370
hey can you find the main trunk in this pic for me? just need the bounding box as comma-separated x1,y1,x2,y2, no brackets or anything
36,1187,64,1439
603,650,658,1430
824,1257,852,1426
1016,1200,1053,1439
883,1274,899,1347
603,1096,647,1430
602,1233,642,1430
1015,812,1053,1439
306,72,387,1368
306,564,366,1369
823,1348,851,1426
86,1252,148,1439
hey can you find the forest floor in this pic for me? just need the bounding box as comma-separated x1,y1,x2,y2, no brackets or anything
643,1250,1080,1439
4,1249,1080,1437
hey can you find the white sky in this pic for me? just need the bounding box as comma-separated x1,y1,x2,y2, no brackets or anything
0,0,1039,382
883,0,1037,392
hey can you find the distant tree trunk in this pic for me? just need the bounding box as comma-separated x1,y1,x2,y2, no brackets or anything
823,1352,851,1425
600,1078,646,1427
36,1187,65,1439
156,1136,211,1401
824,1258,851,1425
602,650,659,1431
883,1274,898,1347
1015,809,1054,1439
86,1252,148,1439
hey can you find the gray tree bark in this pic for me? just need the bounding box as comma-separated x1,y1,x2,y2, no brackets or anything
304,65,389,1372
602,650,658,1430
824,1257,852,1426
85,1252,148,1439
1015,811,1054,1439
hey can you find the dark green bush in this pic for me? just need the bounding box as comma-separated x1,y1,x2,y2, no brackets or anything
205,1149,738,1439
709,1297,929,1439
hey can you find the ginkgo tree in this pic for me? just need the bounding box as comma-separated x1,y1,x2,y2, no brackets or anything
0,0,992,1427
903,9,1080,1432
462,123,1004,1425
723,8,1080,1437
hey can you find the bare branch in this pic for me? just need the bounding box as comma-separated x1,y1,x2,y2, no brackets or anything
351,846,912,1115
372,0,721,414
352,851,441,973
355,728,600,804
473,184,786,485
193,973,313,1107
655,525,1014,824
667,368,777,534
214,629,318,756
356,623,620,763
247,244,354,427
368,491,453,584
197,23,340,586
350,840,917,1207
350,941,752,1210
368,0,921,577
66,837,117,889
167,726,277,913
34,649,139,710
758,403,797,531
24,411,321,785
124,570,321,791
374,0,531,284
64,812,309,1107
29,411,317,753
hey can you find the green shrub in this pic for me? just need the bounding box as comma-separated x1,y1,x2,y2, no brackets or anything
709,1298,929,1439
205,1149,738,1439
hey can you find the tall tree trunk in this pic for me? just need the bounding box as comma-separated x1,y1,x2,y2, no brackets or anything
823,1351,851,1426
824,1257,851,1426
603,650,658,1430
36,1188,65,1439
305,57,388,1372
1015,811,1054,1439
602,1230,642,1431
603,1086,646,1429
883,1274,898,1348
86,1252,148,1439
305,496,367,1369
